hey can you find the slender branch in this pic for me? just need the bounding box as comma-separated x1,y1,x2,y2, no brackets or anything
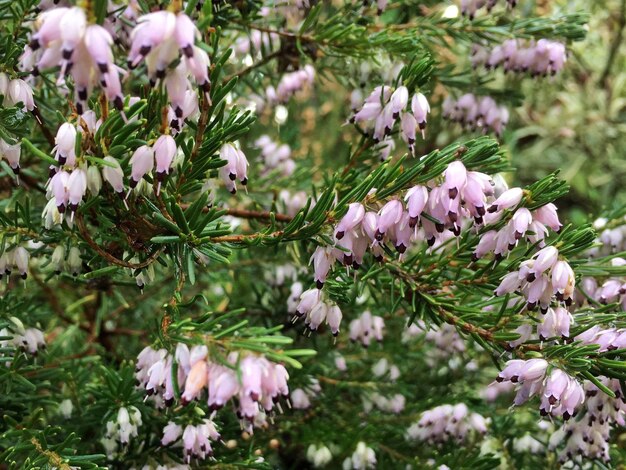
30,269,91,333
224,50,283,82
209,229,285,243
180,205,294,223
599,0,626,89
76,213,162,269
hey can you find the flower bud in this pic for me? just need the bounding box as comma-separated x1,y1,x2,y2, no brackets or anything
129,145,154,188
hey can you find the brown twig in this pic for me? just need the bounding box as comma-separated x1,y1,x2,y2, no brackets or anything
224,50,283,82
75,213,162,269
181,205,294,223
209,229,285,243
599,0,626,90
341,137,373,176
30,269,91,333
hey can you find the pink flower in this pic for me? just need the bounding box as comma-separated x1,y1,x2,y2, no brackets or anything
129,145,154,188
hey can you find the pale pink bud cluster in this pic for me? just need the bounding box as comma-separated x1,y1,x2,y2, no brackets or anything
424,323,466,355
376,138,395,162
0,138,21,176
290,379,320,409
128,135,177,193
128,11,210,111
161,419,220,463
537,306,573,340
442,94,509,137
402,321,467,366
47,167,87,218
306,443,333,468
219,143,249,194
0,246,30,280
24,7,121,113
266,264,301,287
471,39,567,77
351,85,430,150
107,406,142,445
576,259,626,311
44,119,107,220
461,0,519,20
349,310,384,347
481,380,515,402
135,344,290,429
475,201,562,261
233,30,279,58
589,216,626,256
496,359,584,420
279,189,310,217
254,135,296,177
293,288,343,335
343,442,376,470
406,403,488,444
311,162,517,289
0,326,45,358
366,392,406,414
371,358,400,380
264,65,315,107
494,246,574,311
574,325,626,352
0,73,35,111
549,378,626,464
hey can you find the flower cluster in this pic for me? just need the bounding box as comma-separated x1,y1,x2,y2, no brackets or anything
101,406,143,459
406,403,488,444
364,392,406,414
442,94,509,137
255,66,315,111
351,85,430,150
279,189,310,217
371,358,400,381
0,73,35,111
219,143,249,194
127,135,178,193
45,118,111,220
254,135,296,177
129,10,210,122
24,7,122,113
496,359,585,419
306,444,333,468
343,442,376,470
495,245,574,311
471,39,567,77
549,378,625,464
574,325,626,352
475,201,562,260
311,163,551,290
349,310,385,347
0,324,45,361
0,138,21,177
577,259,626,311
405,321,469,367
0,246,30,280
293,288,343,335
135,343,290,435
233,30,279,59
161,419,220,463
590,216,626,256
290,378,321,409
460,0,518,20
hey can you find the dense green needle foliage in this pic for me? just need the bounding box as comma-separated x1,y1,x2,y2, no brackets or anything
0,0,625,469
